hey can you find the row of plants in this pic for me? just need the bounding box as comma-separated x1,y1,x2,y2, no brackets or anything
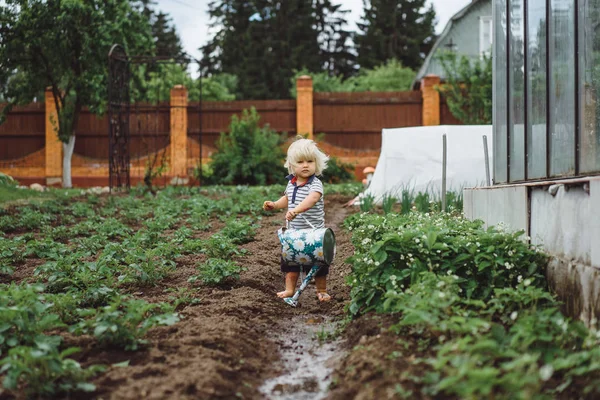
344,211,600,399
0,182,363,396
359,187,464,215
0,185,293,397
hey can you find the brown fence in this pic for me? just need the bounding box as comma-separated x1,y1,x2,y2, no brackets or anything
0,103,45,160
314,91,423,150
1,74,466,186
440,98,463,125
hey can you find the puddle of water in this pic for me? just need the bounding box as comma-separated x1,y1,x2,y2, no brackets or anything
259,315,341,400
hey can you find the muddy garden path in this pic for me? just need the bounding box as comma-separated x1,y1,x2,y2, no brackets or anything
60,195,362,400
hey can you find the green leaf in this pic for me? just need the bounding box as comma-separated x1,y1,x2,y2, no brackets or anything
76,382,97,392
112,360,130,368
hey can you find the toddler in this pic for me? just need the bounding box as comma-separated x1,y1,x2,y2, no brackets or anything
263,137,331,302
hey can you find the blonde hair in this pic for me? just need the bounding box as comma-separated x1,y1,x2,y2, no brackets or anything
284,136,329,175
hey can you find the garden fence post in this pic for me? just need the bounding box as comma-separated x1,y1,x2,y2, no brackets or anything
421,74,441,126
45,87,62,186
296,75,313,139
169,85,188,183
442,133,447,212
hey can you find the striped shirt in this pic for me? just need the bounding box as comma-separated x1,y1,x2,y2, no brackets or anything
285,174,325,229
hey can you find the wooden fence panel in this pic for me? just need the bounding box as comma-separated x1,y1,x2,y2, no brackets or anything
440,99,463,125
187,100,296,159
0,103,45,161
314,91,423,150
75,103,170,160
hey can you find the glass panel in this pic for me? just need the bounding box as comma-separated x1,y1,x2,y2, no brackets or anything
494,0,508,183
579,0,600,173
509,0,525,181
526,0,547,179
549,0,575,176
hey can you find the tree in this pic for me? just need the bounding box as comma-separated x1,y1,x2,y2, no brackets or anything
130,63,237,102
202,0,355,99
133,0,184,58
0,0,153,187
289,59,415,97
355,0,436,71
437,51,492,125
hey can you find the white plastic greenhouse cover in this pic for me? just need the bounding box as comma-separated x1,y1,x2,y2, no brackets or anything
364,125,493,200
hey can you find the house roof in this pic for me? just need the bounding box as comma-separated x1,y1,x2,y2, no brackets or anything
412,0,486,89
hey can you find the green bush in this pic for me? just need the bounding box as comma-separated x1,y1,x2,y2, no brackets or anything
0,173,16,187
319,156,355,184
207,107,287,185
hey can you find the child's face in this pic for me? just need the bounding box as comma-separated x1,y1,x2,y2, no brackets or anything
293,158,316,180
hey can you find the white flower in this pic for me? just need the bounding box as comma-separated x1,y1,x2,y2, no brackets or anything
524,279,532,287
293,240,305,252
517,275,523,283
510,311,518,321
282,248,294,261
295,252,311,264
374,261,380,266
438,292,446,298
436,281,445,288
414,238,420,243
539,364,554,381
313,247,324,259
289,230,302,239
362,238,371,245
305,230,319,245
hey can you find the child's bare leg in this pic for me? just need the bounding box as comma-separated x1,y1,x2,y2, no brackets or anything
315,275,331,302
277,272,299,298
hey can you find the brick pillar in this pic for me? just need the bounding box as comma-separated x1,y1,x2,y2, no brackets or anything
170,85,188,179
296,75,313,139
45,87,62,185
421,74,441,126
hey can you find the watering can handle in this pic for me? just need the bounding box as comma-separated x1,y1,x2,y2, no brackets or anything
286,210,315,229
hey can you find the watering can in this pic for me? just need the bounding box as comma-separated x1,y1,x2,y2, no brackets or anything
277,221,336,267
277,217,335,307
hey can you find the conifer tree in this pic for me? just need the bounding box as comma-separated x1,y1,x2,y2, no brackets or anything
355,0,436,71
202,0,355,99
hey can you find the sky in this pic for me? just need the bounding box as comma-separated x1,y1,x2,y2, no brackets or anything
154,0,473,62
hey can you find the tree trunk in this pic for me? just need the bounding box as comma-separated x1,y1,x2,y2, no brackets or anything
62,135,76,188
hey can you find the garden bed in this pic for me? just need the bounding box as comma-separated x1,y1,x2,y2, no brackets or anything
2,184,600,399
0,187,355,399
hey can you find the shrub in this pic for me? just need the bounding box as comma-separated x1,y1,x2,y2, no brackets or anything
319,156,355,184
207,108,287,185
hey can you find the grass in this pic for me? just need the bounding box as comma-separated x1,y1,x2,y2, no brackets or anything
0,185,51,207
